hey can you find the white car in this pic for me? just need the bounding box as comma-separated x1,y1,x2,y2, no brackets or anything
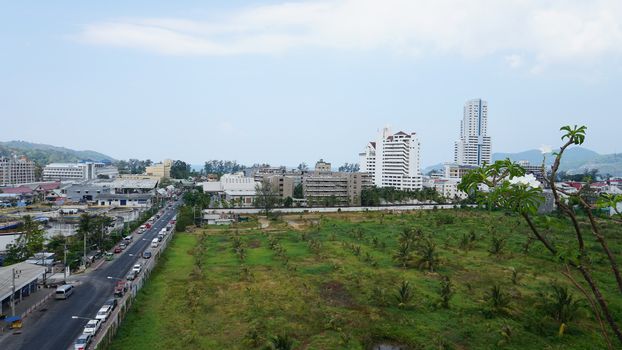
74,333,92,350
95,305,112,321
83,319,101,335
132,264,142,274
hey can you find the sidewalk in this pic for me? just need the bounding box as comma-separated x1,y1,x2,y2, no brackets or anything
0,287,55,336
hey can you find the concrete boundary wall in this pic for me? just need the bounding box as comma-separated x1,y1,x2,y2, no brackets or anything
89,228,174,350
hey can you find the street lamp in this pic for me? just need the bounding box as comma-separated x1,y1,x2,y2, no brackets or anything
72,315,96,321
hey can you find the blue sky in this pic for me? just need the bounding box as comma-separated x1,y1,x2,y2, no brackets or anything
1,1,621,167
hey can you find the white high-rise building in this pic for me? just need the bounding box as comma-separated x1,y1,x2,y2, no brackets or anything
359,127,422,190
454,99,492,167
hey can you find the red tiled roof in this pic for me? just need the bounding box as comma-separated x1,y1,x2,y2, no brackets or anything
37,182,60,191
0,187,33,194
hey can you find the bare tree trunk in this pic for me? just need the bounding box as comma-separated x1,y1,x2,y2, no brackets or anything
576,265,622,344
562,265,613,350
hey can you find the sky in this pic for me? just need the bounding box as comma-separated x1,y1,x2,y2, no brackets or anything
1,0,621,168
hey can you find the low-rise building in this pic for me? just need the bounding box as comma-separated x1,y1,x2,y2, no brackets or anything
145,159,172,179
423,178,467,201
97,193,153,208
303,161,371,206
43,162,118,181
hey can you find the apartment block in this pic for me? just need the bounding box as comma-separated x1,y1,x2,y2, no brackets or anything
454,99,492,167
0,156,36,186
43,162,118,181
303,160,372,206
359,127,422,190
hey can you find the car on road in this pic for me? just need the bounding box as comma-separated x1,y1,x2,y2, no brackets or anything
126,271,137,281
104,297,118,310
145,223,152,229
123,235,133,243
105,252,114,261
119,242,127,250
114,280,128,297
114,246,122,254
142,250,152,259
95,305,112,322
82,319,101,336
132,264,142,274
74,333,92,350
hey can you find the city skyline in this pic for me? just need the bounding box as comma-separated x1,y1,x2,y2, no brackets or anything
2,1,621,167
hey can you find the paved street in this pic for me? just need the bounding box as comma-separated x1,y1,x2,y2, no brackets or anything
0,203,179,350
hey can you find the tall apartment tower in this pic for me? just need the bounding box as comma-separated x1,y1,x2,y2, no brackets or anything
0,156,36,186
359,127,422,190
454,98,492,167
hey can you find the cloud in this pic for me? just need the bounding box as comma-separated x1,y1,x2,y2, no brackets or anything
77,0,622,66
504,54,524,69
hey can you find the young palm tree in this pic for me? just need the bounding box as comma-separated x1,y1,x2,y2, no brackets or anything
438,276,454,309
416,239,439,272
393,241,413,268
265,334,294,350
395,280,414,308
486,284,511,315
540,284,583,325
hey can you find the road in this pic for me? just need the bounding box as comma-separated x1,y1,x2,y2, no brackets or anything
0,202,180,350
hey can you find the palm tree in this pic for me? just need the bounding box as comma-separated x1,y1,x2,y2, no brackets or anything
540,284,583,325
393,241,413,268
486,284,511,315
416,239,439,272
395,280,414,308
265,334,294,350
438,276,454,308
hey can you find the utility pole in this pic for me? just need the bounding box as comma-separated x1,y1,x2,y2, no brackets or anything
63,242,68,282
83,231,87,270
10,268,18,316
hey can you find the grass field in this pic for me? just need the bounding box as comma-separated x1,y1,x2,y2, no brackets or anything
109,209,622,350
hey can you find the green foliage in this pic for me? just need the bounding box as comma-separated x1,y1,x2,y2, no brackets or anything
203,160,245,177
264,334,294,350
539,283,583,325
361,186,443,206
395,280,414,308
393,241,413,268
484,284,511,316
293,183,304,199
4,215,46,264
438,276,454,309
416,238,439,272
170,160,191,179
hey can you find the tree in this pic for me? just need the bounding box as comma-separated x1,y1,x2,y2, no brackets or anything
293,183,304,199
395,280,414,308
170,160,191,179
338,163,360,172
416,239,439,272
283,196,293,208
438,276,454,309
393,241,413,268
254,180,279,216
539,283,583,325
459,124,622,345
4,215,45,264
297,162,309,172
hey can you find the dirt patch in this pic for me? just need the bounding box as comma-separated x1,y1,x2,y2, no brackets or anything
320,281,356,307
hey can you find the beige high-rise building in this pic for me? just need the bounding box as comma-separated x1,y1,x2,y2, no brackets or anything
145,159,172,179
0,156,36,186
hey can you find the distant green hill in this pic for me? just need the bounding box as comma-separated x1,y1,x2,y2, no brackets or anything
0,140,115,165
493,147,622,176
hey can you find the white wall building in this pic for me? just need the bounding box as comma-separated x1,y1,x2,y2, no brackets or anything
201,172,259,207
43,162,118,181
454,99,492,167
359,127,422,190
0,156,35,186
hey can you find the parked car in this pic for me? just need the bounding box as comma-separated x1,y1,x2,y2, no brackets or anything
82,319,101,336
74,333,92,350
105,252,114,261
132,264,142,274
142,251,152,259
126,271,137,281
145,223,152,229
95,305,112,321
114,247,122,254
123,235,133,243
104,297,118,310
119,242,127,250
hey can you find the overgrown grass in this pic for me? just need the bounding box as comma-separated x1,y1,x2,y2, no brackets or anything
109,209,622,349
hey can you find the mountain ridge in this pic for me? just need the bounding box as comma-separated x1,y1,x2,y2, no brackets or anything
0,140,115,165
